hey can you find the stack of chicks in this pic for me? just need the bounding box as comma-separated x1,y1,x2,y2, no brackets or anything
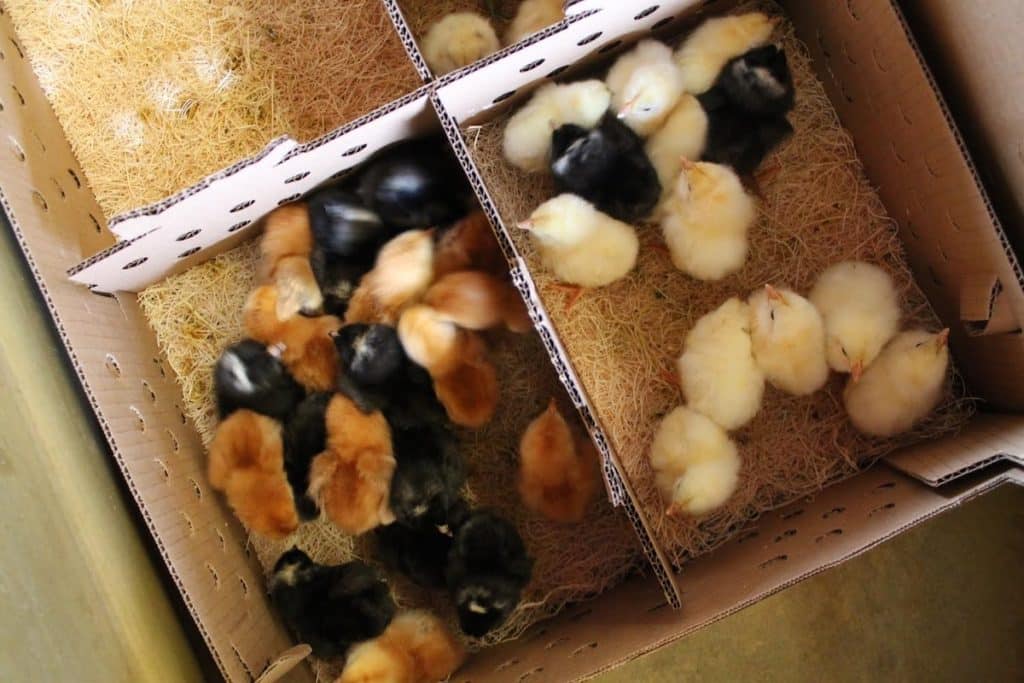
651,260,951,518
504,12,797,302
419,0,566,76
205,137,602,680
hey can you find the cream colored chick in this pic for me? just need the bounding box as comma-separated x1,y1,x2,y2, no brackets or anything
645,94,708,195
677,297,765,430
748,285,829,396
503,80,612,172
505,0,564,45
844,329,950,438
606,39,684,136
809,261,901,381
674,12,779,94
421,12,500,75
660,160,757,281
337,610,465,683
345,230,434,325
519,194,638,287
649,406,741,516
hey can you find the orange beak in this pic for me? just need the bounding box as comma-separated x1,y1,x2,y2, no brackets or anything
936,328,950,349
679,156,697,171
850,360,864,383
618,96,639,119
516,220,534,231
268,342,286,358
665,503,680,518
764,284,785,302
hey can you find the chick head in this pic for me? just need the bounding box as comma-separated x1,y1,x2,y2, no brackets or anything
887,328,950,378
270,546,312,589
453,575,523,637
825,310,899,381
721,44,793,115
518,193,596,245
749,284,802,339
673,159,731,202
617,70,680,132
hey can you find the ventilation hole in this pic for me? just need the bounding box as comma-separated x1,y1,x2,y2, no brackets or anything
890,140,907,164
634,6,660,20
283,171,310,184
228,220,249,233
231,644,254,679
175,229,200,241
780,508,804,521
869,502,896,516
206,563,221,589
571,642,599,656
495,658,519,672
897,103,912,126
9,38,24,59
180,512,195,535
841,85,854,104
122,256,148,270
736,529,760,543
845,0,860,20
215,529,226,551
598,40,623,54
815,529,844,543
876,481,896,491
924,158,942,178
823,506,846,519
166,428,180,452
576,32,602,46
568,607,593,622
31,190,47,212
758,554,788,569
276,193,301,206
774,529,797,543
154,458,169,480
9,136,24,162
647,600,670,613
31,130,45,152
68,169,81,188
104,353,122,378
178,246,201,258
239,576,249,596
140,380,157,404
51,177,65,199
89,213,102,233
545,636,570,649
129,406,146,432
519,58,545,72
10,84,24,105
651,16,674,30
546,64,570,79
179,409,187,425
341,144,367,157
189,478,202,500
927,265,942,287
153,357,166,378
518,667,544,681
0,98,5,112
229,199,255,213
492,90,517,104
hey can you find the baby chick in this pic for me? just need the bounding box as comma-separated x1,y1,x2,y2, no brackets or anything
648,406,741,515
337,610,466,683
335,323,406,390
243,285,341,391
517,399,600,523
421,12,501,76
503,80,612,173
214,339,303,422
259,203,323,319
308,394,396,535
433,209,507,278
519,194,639,288
390,424,466,531
432,331,500,428
844,329,950,437
660,159,757,281
809,261,901,381
748,285,829,396
270,548,396,659
606,39,684,136
423,271,531,333
677,297,765,430
446,510,533,637
674,12,778,94
283,392,333,521
398,305,465,377
645,94,709,196
207,409,298,539
715,44,795,116
374,519,455,589
505,0,564,45
550,112,661,222
345,229,435,325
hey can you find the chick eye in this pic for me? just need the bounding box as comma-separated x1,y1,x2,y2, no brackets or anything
769,310,775,321
915,341,925,348
840,346,849,359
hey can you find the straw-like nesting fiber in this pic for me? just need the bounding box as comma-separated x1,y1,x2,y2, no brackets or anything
400,0,519,47
463,4,975,569
5,0,421,218
137,238,640,679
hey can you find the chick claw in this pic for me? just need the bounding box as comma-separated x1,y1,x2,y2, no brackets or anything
658,367,681,389
550,283,585,314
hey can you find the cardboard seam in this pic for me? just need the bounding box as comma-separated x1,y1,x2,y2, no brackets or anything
381,0,433,82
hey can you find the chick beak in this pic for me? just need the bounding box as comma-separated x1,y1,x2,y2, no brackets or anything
935,328,950,350
679,156,697,171
764,284,785,303
516,220,535,231
665,503,680,518
268,343,286,359
618,96,639,119
850,360,864,383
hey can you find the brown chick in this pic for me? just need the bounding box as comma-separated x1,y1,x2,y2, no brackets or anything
243,285,341,391
517,399,600,523
308,394,396,535
345,229,435,325
337,610,466,683
423,271,532,333
433,210,507,278
397,305,465,377
432,331,499,428
259,203,323,318
207,409,298,539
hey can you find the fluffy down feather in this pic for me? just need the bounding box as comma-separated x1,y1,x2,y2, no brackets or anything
505,0,564,45
424,271,531,333
645,94,709,196
421,13,500,76
606,39,684,136
674,12,778,94
432,332,499,428
397,305,464,377
259,203,323,318
677,297,765,430
433,210,507,278
748,285,829,395
346,230,435,325
337,610,466,683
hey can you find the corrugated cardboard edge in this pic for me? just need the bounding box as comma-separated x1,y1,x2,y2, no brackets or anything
381,0,433,82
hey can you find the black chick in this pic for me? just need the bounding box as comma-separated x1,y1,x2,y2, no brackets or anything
550,112,661,223
390,425,466,530
269,548,397,659
446,510,533,637
282,392,333,520
213,339,303,421
355,137,473,230
307,188,388,316
698,45,795,176
374,521,454,588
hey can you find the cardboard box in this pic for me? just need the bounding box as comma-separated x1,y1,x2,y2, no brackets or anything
2,1,1022,680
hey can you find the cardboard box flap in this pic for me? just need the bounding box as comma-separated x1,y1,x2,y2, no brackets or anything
68,90,437,293
453,463,1024,682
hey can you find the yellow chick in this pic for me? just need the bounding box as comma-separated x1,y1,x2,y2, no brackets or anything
649,406,741,516
503,80,612,172
660,159,757,281
345,230,435,325
809,260,901,381
674,12,779,94
748,284,829,396
518,194,639,287
645,94,709,196
505,0,564,45
844,329,950,438
606,39,684,136
421,12,500,75
338,610,466,683
677,297,765,430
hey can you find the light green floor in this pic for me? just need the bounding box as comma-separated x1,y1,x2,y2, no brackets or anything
2,223,1022,682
